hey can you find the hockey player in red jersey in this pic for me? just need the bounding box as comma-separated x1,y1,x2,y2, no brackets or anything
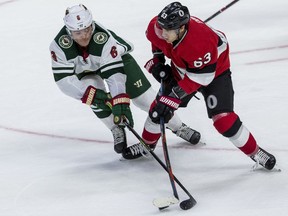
142,2,276,170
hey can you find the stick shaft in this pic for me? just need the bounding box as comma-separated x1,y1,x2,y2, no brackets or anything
204,0,240,23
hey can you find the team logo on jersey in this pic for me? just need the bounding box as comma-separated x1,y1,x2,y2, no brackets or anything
93,32,108,44
59,35,73,49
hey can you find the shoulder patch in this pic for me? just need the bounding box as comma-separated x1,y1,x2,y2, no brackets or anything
58,35,73,49
93,32,108,44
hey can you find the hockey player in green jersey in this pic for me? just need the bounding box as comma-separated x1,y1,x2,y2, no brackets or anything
49,4,201,159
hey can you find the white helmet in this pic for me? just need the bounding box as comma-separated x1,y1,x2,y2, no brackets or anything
64,4,93,31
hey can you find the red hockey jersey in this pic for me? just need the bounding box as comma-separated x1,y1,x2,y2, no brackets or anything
146,16,230,94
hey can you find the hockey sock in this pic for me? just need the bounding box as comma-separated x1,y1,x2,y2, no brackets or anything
142,128,161,146
213,112,258,156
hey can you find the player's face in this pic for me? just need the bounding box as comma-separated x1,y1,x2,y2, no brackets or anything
71,25,93,47
155,23,186,44
161,28,179,43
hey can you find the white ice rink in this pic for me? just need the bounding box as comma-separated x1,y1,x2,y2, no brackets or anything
1,0,288,215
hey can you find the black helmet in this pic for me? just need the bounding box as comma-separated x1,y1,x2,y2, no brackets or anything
157,2,190,30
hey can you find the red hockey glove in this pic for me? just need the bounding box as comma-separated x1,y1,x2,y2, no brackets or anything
144,57,172,83
107,93,134,127
149,95,181,124
81,86,111,111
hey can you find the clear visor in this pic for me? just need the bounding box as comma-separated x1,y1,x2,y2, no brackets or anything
154,22,178,40
154,22,164,39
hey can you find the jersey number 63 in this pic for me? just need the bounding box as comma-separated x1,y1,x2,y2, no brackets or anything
194,52,211,68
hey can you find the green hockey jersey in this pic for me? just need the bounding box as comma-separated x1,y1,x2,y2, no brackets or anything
50,21,137,100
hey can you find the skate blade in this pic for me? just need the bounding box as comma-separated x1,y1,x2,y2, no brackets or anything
251,164,282,172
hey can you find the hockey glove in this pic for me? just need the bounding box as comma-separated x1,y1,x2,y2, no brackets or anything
144,57,172,83
108,93,134,127
81,86,111,111
149,95,181,124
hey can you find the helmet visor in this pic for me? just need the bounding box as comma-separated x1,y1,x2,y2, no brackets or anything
70,25,93,39
154,22,164,39
154,22,179,42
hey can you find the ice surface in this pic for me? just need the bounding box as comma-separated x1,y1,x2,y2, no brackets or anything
1,0,287,215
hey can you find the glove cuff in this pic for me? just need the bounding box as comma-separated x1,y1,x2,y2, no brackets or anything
81,86,96,105
158,96,181,110
111,93,130,106
144,57,160,73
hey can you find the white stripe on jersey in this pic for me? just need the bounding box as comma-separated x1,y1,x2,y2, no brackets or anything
175,65,215,86
101,62,124,72
209,26,228,57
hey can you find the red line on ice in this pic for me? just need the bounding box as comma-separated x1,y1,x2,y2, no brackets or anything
231,45,288,55
0,125,112,144
245,58,288,65
2,125,287,152
231,45,288,65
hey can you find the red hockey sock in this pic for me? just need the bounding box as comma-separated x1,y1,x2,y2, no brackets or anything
142,128,160,145
213,112,258,156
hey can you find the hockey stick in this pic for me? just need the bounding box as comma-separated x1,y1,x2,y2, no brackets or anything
159,116,179,202
158,79,180,207
204,0,240,23
123,121,197,210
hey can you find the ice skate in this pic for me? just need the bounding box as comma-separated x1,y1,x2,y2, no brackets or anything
122,143,155,160
250,147,276,170
111,125,127,153
172,123,201,145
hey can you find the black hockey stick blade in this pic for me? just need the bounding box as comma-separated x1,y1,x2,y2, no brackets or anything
153,196,196,210
180,198,197,210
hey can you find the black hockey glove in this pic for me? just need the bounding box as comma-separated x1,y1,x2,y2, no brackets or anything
144,57,172,83
149,85,188,124
149,95,181,124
